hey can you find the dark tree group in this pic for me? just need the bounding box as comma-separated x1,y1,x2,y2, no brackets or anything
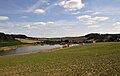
85,33,120,42
0,32,120,43
0,32,27,42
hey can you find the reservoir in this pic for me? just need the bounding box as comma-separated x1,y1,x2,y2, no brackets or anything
0,45,62,56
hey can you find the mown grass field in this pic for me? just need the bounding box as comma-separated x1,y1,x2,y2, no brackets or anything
0,42,120,76
0,41,27,47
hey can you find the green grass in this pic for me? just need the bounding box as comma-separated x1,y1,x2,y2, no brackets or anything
0,42,120,76
0,41,27,47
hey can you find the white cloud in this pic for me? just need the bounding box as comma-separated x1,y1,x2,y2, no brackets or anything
20,16,28,18
114,25,120,29
93,12,101,15
0,16,9,21
77,15,109,25
33,21,54,26
92,7,120,15
113,22,120,30
33,22,46,25
71,11,80,14
34,9,45,14
76,15,95,24
77,15,91,20
26,0,48,12
24,25,31,28
113,22,120,26
88,25,99,28
47,21,54,24
84,10,93,13
58,0,85,11
92,17,109,21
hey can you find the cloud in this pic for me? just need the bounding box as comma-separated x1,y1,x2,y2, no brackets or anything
34,9,45,14
58,0,85,11
20,16,28,19
92,17,109,21
71,11,80,14
76,15,95,24
92,7,120,15
0,16,9,21
26,0,48,12
77,15,109,25
33,22,46,25
33,21,54,26
114,25,120,29
77,15,91,20
23,25,31,28
25,0,60,14
1,20,116,37
88,25,99,28
84,10,93,13
113,22,120,30
92,12,101,15
47,21,55,24
113,22,120,26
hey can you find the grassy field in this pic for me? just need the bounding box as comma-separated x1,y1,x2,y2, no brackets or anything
0,41,27,47
0,42,120,76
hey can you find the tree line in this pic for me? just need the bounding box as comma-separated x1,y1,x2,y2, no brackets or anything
0,32,120,43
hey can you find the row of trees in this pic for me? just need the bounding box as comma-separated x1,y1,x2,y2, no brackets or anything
42,33,120,44
0,32,120,43
85,33,120,42
0,32,27,42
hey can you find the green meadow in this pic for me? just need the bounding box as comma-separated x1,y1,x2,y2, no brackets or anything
0,41,27,47
0,42,120,76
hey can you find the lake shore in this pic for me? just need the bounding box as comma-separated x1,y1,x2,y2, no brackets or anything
0,44,38,52
0,45,63,56
19,48,61,55
0,42,120,75
0,44,68,56
12,45,71,56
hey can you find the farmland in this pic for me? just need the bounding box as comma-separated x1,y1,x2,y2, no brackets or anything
0,42,120,76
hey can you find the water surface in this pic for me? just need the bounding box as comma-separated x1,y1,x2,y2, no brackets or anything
0,45,62,56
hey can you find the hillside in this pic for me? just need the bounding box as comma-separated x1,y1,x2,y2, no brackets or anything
0,32,15,42
0,32,120,43
0,42,120,75
45,33,120,43
0,32,27,42
84,33,120,42
15,38,40,43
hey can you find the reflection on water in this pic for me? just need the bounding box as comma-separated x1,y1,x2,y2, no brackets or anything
0,45,62,56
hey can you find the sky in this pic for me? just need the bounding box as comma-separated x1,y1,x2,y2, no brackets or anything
0,0,120,37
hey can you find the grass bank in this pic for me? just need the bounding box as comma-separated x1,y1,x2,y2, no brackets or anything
0,41,28,47
0,41,32,51
0,42,120,76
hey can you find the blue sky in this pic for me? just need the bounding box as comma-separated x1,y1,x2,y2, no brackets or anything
0,0,120,37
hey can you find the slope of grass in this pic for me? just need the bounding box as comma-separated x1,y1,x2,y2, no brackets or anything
0,42,120,76
0,41,27,47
